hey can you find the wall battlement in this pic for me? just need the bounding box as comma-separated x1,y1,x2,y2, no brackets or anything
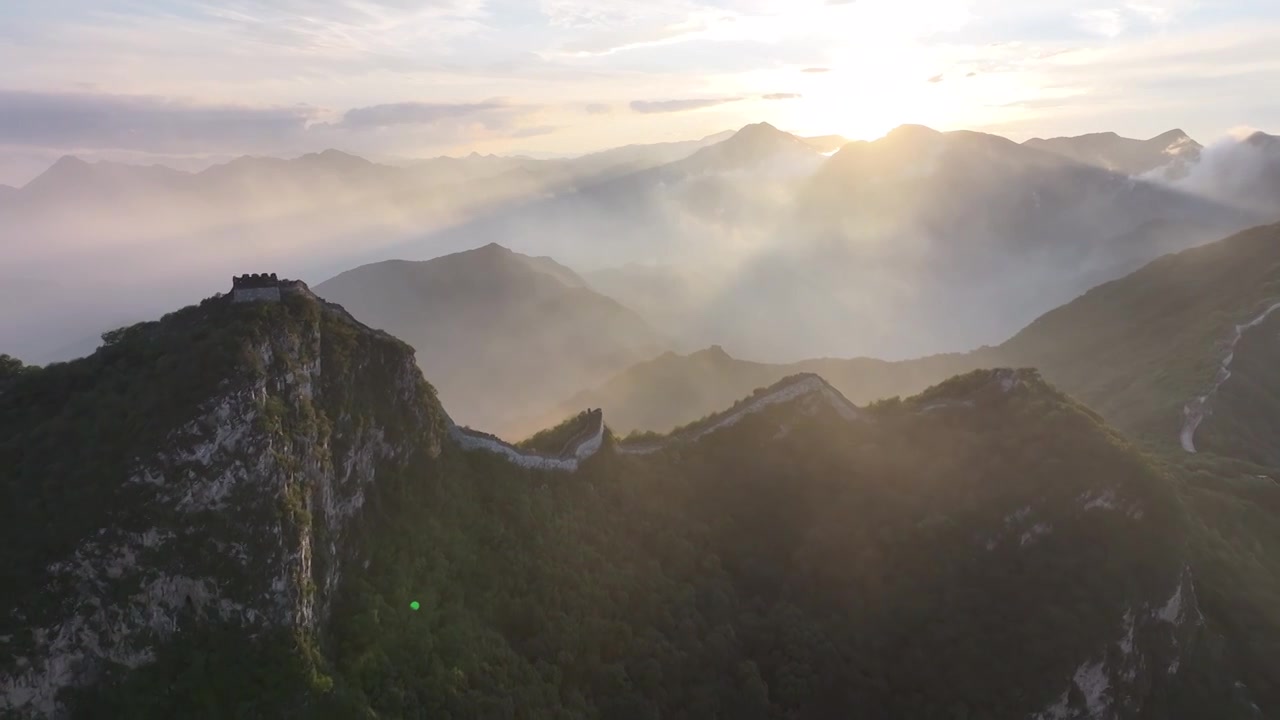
230,274,312,303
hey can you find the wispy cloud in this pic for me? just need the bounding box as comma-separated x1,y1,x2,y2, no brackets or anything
1075,8,1128,37
762,93,802,100
630,97,743,113
0,90,316,153
0,0,1275,160
336,100,519,130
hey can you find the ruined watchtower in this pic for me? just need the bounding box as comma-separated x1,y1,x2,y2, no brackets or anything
231,273,282,303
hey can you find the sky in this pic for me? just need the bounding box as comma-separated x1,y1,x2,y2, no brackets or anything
0,0,1278,184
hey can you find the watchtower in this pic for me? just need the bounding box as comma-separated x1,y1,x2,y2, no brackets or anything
231,273,282,303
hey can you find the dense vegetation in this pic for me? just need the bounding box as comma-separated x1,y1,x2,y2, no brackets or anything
1195,308,1280,466
516,409,599,454
1162,452,1280,713
999,222,1280,446
312,370,1253,719
0,297,288,635
7,289,1280,718
559,224,1280,466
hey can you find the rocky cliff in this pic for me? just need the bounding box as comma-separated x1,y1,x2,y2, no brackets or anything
0,289,446,718
0,293,1264,719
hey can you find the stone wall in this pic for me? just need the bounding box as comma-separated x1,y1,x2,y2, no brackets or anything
232,287,282,303
449,409,606,472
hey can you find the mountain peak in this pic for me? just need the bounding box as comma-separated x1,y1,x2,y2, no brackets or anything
1245,130,1279,148
682,120,817,171
734,121,782,137
298,148,373,169
472,241,513,255
719,122,800,152
885,124,942,140
50,154,91,170
23,155,95,191
1151,128,1189,142
694,344,734,362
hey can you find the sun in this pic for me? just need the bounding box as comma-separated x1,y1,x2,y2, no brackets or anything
748,0,979,140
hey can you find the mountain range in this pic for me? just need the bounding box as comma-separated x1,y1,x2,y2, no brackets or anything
12,122,1279,367
0,130,738,365
7,124,1280,718
556,222,1280,465
1024,129,1202,178
4,278,1278,718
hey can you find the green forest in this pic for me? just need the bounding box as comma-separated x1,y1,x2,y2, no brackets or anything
4,293,1279,720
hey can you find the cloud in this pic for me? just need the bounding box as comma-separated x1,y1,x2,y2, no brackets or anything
1072,3,1195,39
928,73,945,83
543,0,733,56
762,93,802,100
1075,9,1127,38
511,125,559,138
630,97,743,113
0,90,315,153
1155,128,1280,212
336,100,518,129
0,89,556,161
585,103,613,114
801,67,831,73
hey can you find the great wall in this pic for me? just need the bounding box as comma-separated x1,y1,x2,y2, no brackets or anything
227,274,1024,473
446,373,864,471
448,410,606,472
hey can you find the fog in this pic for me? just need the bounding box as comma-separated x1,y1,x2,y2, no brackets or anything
2,124,1276,389
1155,128,1280,214
0,150,642,363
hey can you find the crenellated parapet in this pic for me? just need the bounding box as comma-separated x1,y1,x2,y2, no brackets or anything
230,274,315,303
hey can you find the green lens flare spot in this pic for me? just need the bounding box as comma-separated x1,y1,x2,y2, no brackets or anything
410,601,420,611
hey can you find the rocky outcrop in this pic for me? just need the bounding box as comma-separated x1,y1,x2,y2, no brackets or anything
1032,567,1205,720
0,295,444,719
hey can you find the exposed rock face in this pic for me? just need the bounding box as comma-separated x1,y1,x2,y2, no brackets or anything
1032,567,1205,720
0,295,444,719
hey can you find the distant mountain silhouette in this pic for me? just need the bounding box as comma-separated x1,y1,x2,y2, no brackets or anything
1024,128,1202,178
314,243,665,436
678,122,823,174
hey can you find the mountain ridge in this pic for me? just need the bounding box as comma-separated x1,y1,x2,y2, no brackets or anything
4,280,1274,718
560,222,1280,463
314,243,665,437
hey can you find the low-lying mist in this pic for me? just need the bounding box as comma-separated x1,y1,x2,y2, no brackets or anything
2,124,1277,376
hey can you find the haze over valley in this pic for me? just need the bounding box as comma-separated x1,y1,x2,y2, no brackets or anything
6,121,1280,368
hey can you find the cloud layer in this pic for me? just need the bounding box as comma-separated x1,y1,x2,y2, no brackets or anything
0,91,314,153
0,0,1276,181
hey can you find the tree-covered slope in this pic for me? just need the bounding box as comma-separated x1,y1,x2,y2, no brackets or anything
1194,307,1280,465
314,243,664,438
0,287,449,718
997,222,1280,448
1,291,1270,718
558,223,1280,465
